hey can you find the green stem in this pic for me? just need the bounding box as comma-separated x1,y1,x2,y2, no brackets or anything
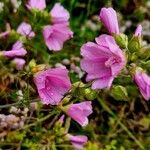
19,111,57,130
97,97,144,150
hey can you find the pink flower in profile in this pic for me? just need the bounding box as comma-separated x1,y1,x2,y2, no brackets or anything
13,58,25,70
3,41,27,58
65,101,92,127
0,31,10,38
99,7,119,34
17,22,35,39
81,34,126,89
34,68,71,105
26,0,46,10
134,24,142,36
67,134,88,150
43,24,73,51
134,70,150,100
50,3,70,24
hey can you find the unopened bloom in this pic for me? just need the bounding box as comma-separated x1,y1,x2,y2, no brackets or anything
81,34,126,89
50,3,70,24
17,22,35,39
0,31,9,38
65,101,92,127
99,7,119,34
67,134,88,150
134,70,150,100
3,41,27,58
26,0,46,10
13,58,25,70
34,68,71,105
43,24,73,51
134,24,142,36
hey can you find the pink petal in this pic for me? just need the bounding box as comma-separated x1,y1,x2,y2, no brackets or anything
99,7,119,34
50,3,69,24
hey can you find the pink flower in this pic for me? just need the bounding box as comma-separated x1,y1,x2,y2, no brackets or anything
34,68,71,105
134,70,150,100
81,34,126,89
50,3,70,24
66,101,92,127
17,22,35,39
13,58,25,70
99,7,119,34
26,0,46,10
3,41,27,58
43,24,73,51
134,24,142,36
0,31,10,38
58,115,65,123
67,134,88,150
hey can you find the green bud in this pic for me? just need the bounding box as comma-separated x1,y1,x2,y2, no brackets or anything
110,85,128,101
130,52,138,62
31,64,47,73
128,36,141,53
61,96,71,104
29,59,36,69
72,81,85,88
114,33,128,49
84,88,97,100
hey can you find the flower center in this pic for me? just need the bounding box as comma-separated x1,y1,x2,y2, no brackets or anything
105,56,120,67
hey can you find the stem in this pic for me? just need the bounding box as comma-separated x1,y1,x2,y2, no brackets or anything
97,97,144,150
19,111,57,130
0,98,40,109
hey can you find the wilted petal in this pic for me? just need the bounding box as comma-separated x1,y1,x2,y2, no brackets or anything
43,24,73,51
26,0,46,10
3,41,27,58
67,134,88,150
17,22,35,39
13,58,25,70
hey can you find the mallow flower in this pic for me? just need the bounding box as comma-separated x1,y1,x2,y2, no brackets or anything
3,41,27,58
13,58,25,70
50,3,70,24
80,34,126,89
17,22,35,39
34,68,71,105
65,101,92,127
43,24,73,51
134,24,142,37
99,7,119,34
67,134,88,150
0,31,9,38
26,0,46,10
134,70,150,101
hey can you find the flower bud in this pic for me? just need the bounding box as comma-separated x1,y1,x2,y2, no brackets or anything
31,64,47,73
84,88,97,100
128,36,141,53
29,59,36,69
114,33,128,49
110,85,128,101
